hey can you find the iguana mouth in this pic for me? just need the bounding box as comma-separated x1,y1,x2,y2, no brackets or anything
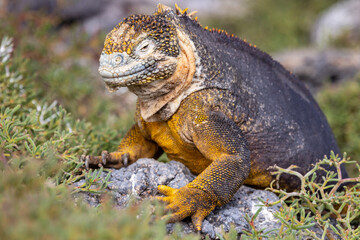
99,60,157,88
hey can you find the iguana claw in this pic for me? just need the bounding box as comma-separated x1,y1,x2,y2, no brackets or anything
81,155,89,170
79,155,91,170
101,150,109,165
80,151,110,170
157,185,216,231
80,151,131,170
121,152,129,167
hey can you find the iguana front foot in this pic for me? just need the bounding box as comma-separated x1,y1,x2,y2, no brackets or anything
157,185,217,231
80,151,129,170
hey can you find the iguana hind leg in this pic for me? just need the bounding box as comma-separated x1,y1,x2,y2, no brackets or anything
157,111,251,231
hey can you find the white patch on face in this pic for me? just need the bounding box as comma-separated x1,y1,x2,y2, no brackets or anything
109,23,131,43
117,23,130,36
112,23,135,43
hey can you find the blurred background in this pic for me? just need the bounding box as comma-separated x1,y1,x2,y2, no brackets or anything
1,0,360,175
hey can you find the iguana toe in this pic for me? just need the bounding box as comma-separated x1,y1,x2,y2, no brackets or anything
80,154,104,170
80,151,130,169
157,185,216,231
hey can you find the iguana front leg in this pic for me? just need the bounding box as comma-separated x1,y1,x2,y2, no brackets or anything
157,111,250,231
81,124,162,169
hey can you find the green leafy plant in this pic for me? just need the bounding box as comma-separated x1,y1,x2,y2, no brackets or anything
74,167,112,193
216,225,238,240
242,152,360,239
241,207,278,239
0,36,123,185
0,156,199,240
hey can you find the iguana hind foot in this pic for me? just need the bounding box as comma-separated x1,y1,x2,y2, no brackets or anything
157,185,216,231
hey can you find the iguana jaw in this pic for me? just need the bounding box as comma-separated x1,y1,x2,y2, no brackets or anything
98,51,177,92
99,55,154,88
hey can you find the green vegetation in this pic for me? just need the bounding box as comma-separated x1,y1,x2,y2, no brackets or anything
0,13,134,127
0,158,194,240
318,75,360,177
243,152,360,239
0,35,121,179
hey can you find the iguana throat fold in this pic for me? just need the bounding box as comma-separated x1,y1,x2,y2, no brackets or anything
134,28,197,122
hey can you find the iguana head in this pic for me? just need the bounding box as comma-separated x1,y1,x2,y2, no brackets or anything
99,5,186,91
99,4,199,121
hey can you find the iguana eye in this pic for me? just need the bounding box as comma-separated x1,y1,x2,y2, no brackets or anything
140,43,149,51
136,40,154,55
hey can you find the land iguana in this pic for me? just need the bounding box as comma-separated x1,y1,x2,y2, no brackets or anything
81,4,349,231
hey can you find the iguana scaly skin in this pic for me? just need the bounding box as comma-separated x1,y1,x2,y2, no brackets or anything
81,4,349,231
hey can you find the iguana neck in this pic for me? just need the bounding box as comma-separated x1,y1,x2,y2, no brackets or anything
128,28,200,122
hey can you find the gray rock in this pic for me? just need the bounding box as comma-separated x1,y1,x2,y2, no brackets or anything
73,158,281,239
274,48,360,93
312,0,360,47
200,186,280,238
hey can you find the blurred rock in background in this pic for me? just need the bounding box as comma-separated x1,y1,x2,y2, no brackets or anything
275,48,360,93
311,0,360,48
274,0,360,93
